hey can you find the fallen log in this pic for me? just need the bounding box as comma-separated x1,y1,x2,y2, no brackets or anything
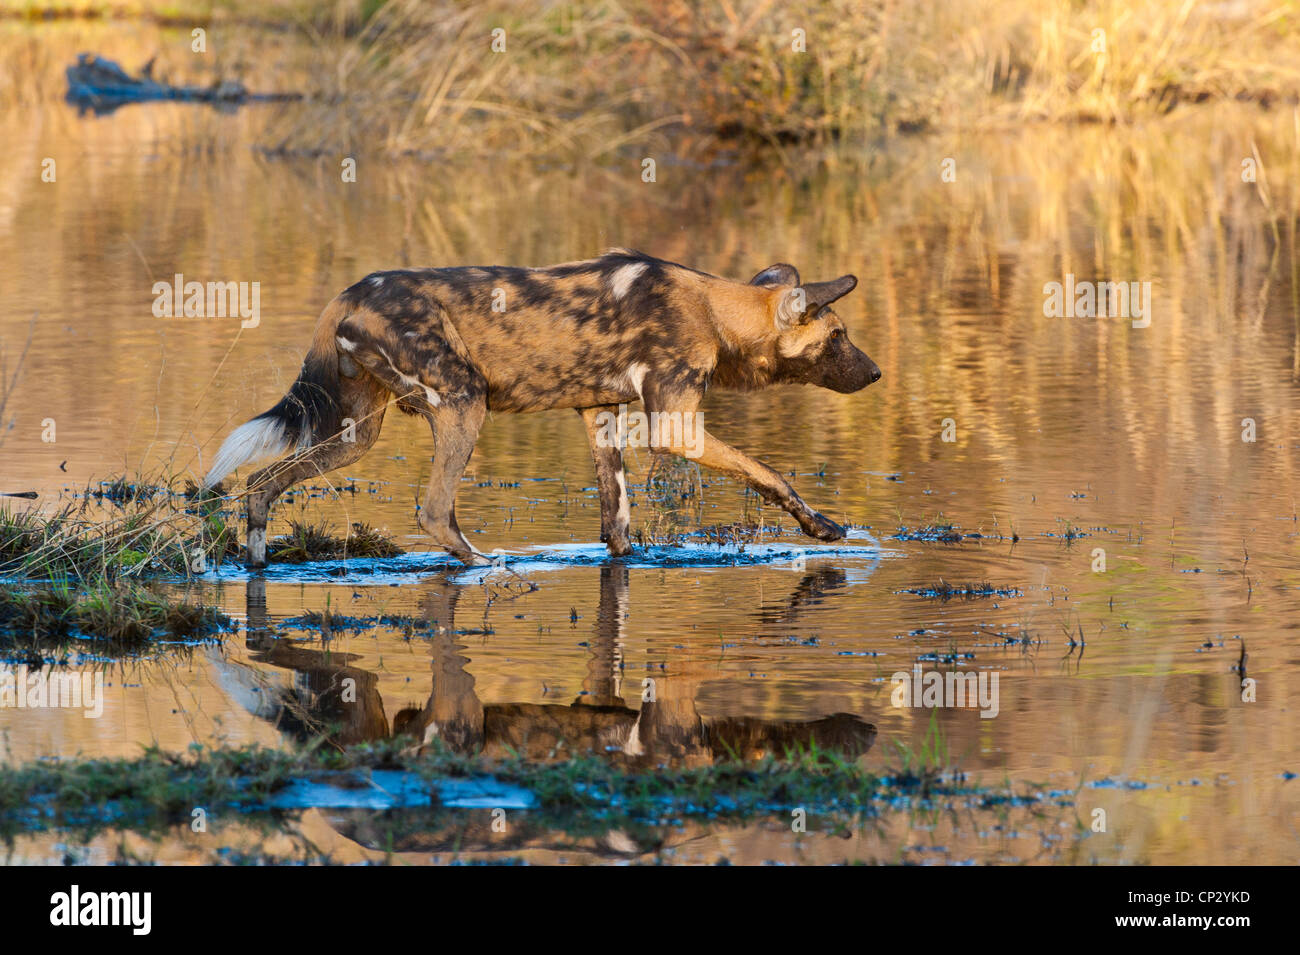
65,53,300,111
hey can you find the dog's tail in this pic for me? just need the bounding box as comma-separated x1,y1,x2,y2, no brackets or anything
203,299,348,489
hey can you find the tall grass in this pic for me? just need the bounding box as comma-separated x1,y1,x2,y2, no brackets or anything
635,0,1300,141
8,1,1297,153
235,0,1300,152
259,0,686,158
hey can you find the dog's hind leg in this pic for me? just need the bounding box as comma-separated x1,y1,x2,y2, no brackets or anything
418,394,490,565
578,405,633,557
245,381,387,568
333,308,490,566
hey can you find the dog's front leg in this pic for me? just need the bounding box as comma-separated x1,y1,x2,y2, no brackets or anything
641,379,845,542
647,407,847,540
658,430,844,541
578,406,634,556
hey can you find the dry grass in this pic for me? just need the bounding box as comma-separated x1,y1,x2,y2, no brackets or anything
257,0,684,158
4,1,1299,152
637,0,1300,140
994,0,1300,124
289,0,1300,154
0,0,339,24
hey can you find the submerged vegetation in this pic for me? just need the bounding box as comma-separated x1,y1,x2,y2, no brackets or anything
898,580,1022,600
0,735,1017,842
268,519,404,562
0,474,403,582
0,475,402,654
0,580,227,657
0,489,232,655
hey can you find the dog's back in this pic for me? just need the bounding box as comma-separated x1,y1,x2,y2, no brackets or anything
329,249,762,412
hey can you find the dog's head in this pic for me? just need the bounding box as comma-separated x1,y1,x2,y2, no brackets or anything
751,263,881,393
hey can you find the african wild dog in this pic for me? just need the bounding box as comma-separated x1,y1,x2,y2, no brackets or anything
203,249,881,567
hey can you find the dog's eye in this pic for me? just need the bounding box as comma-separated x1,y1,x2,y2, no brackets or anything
830,328,844,339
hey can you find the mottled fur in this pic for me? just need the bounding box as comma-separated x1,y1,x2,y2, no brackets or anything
204,250,881,567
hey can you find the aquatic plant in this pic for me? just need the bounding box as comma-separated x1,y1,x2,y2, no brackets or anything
0,580,228,657
0,737,993,840
267,519,403,562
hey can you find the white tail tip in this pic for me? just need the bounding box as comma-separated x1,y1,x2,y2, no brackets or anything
203,417,292,489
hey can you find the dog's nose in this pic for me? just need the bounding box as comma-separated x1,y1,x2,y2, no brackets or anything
869,364,882,383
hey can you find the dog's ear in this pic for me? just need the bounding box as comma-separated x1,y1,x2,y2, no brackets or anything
802,275,858,313
775,275,858,329
751,263,801,288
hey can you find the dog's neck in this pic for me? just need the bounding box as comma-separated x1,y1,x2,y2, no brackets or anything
710,335,784,391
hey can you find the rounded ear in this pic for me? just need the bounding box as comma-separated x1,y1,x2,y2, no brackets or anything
801,275,858,314
775,275,859,329
750,263,801,288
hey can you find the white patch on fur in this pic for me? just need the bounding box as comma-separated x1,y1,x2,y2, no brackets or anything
393,366,440,406
369,275,384,286
614,469,630,533
203,417,292,488
247,527,267,564
336,335,356,352
601,363,650,399
609,262,648,300
378,348,441,408
401,371,442,408
624,362,649,398
623,716,644,756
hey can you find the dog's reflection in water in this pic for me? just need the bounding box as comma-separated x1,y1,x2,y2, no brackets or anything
230,565,875,767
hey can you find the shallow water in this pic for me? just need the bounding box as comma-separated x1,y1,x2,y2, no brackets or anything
2,22,1298,864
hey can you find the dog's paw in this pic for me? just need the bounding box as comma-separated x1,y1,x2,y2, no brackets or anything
606,537,634,558
801,512,846,542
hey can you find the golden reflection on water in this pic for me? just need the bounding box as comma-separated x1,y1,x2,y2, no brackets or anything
1,24,1298,864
